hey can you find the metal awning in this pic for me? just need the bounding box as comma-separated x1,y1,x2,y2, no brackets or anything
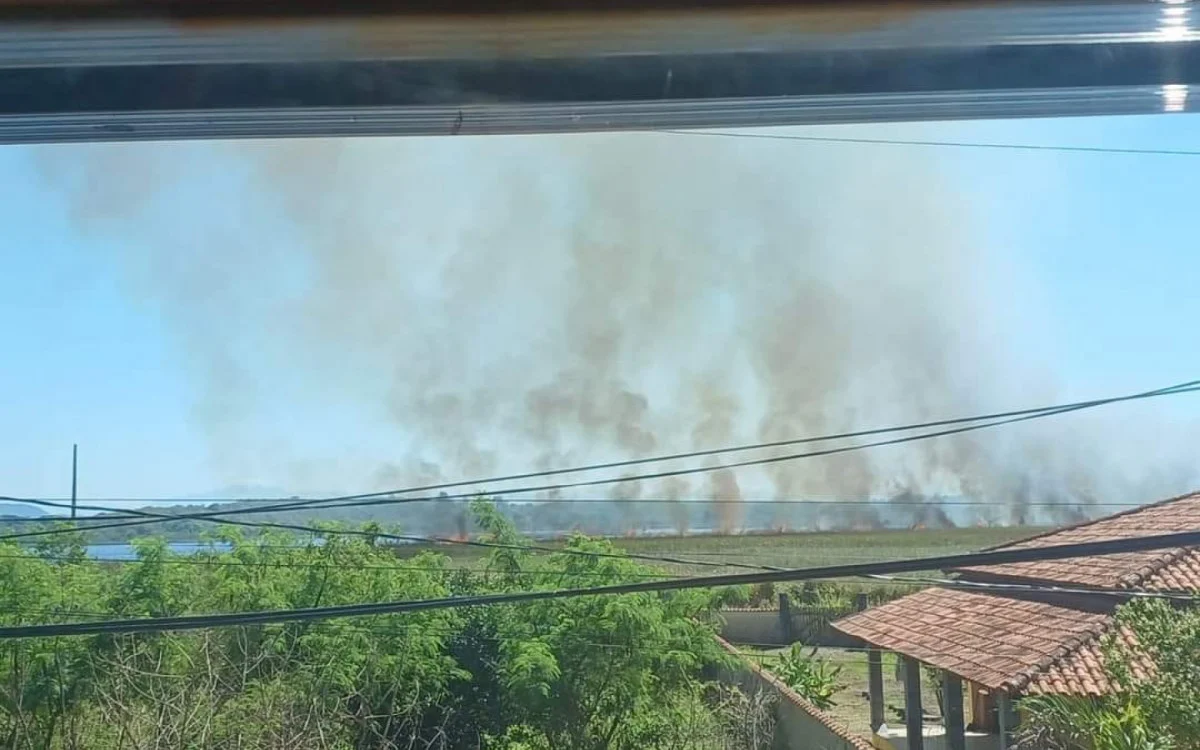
0,1,1197,143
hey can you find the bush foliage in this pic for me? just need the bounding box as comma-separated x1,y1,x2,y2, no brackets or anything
0,501,760,750
1018,598,1200,750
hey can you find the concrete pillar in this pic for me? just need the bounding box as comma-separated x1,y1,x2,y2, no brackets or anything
998,692,1017,749
903,657,924,750
943,672,965,750
856,595,886,733
779,592,794,643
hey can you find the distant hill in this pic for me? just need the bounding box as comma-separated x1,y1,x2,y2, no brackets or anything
0,502,47,519
188,484,297,501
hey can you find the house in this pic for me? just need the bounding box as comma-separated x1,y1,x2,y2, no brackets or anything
831,491,1200,750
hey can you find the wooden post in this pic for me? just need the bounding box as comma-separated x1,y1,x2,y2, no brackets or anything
867,649,885,731
856,594,886,732
778,592,793,643
997,692,1016,749
70,443,78,520
943,672,965,750
903,656,924,750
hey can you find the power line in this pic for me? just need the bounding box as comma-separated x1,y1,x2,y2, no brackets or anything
0,507,1101,582
2,528,1196,640
662,129,1200,158
0,500,1092,572
0,612,704,655
6,378,1195,529
68,382,1200,516
0,552,694,579
24,543,1006,566
0,497,1127,575
869,574,1200,603
0,614,1093,662
4,379,1196,545
0,510,782,572
0,498,1151,517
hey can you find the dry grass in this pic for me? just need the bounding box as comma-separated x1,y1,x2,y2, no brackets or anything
399,526,1043,577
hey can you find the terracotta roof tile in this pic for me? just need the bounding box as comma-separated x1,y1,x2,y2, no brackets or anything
957,491,1200,591
832,588,1108,692
1026,625,1151,697
834,590,1159,698
832,492,1199,697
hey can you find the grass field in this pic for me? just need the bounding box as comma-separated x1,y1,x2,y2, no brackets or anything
612,526,1042,570
399,526,1045,576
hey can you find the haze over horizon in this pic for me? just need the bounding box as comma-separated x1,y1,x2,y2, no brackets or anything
5,114,1200,527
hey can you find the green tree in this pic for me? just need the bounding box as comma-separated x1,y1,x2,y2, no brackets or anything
0,501,743,750
1106,598,1200,747
1018,598,1200,750
0,536,106,749
466,500,733,750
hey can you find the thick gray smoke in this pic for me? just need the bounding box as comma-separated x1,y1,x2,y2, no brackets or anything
34,132,1200,529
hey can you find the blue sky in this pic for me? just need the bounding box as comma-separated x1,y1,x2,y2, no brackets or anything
2,114,1200,502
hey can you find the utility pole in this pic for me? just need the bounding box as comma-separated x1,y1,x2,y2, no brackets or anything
71,443,78,520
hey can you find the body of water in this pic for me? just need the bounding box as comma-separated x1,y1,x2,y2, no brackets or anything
85,542,233,560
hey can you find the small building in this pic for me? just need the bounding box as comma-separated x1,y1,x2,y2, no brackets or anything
832,491,1200,750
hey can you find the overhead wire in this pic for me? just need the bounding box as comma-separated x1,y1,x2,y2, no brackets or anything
5,378,1197,529
3,378,1197,545
0,612,886,659
90,388,1200,508
869,573,1200,602
0,498,1097,573
0,509,782,572
2,528,1197,639
5,540,1030,572
0,551,698,579
0,498,1152,522
660,129,1200,158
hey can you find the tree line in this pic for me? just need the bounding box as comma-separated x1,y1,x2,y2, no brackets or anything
0,501,770,750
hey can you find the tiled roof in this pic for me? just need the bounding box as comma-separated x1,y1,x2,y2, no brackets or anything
1139,548,1200,591
956,491,1200,591
834,492,1199,697
1026,625,1150,697
832,588,1109,692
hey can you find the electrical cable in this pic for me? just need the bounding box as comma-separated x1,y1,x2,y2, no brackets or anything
868,573,1199,602
661,129,1200,158
0,498,1155,515
5,379,1195,535
1,527,1196,639
0,552,696,578
1,511,781,572
4,379,1196,545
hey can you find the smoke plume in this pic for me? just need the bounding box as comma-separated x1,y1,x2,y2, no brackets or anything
33,131,1200,530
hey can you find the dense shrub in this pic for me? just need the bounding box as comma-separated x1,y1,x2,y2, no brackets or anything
0,501,742,750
